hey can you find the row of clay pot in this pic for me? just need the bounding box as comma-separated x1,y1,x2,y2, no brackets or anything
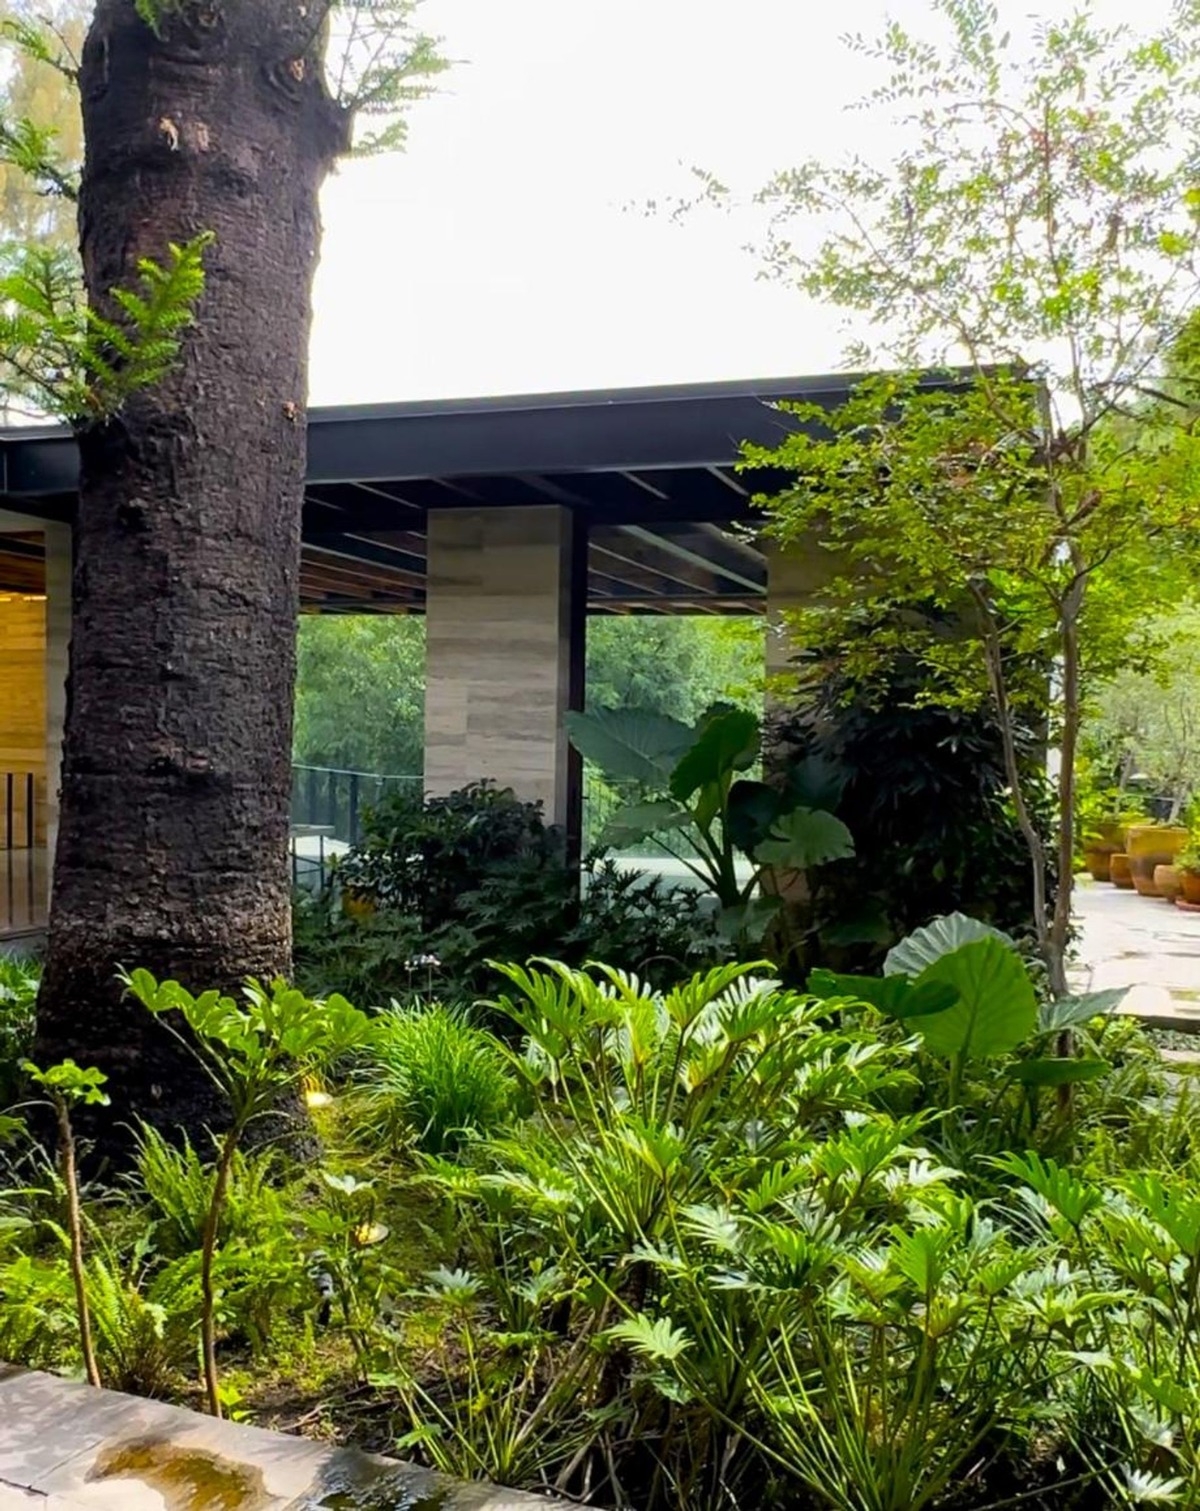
1087,823,1200,911
1109,855,1200,905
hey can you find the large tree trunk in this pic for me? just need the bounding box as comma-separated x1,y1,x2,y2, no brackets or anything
34,0,348,1144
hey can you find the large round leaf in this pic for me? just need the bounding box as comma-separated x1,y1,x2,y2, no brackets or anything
1009,1058,1111,1086
808,969,959,1020
783,753,848,813
1038,988,1129,1035
718,895,784,943
884,912,1011,978
753,807,854,870
566,708,693,788
669,708,760,803
600,800,687,849
727,779,783,856
907,937,1037,1059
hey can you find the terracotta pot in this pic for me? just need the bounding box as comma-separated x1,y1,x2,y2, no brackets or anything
1082,847,1115,882
1109,852,1134,890
1182,869,1200,905
1081,820,1126,881
1154,864,1183,903
1125,825,1190,896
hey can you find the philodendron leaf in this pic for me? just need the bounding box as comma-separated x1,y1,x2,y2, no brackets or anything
884,912,1011,978
669,707,759,802
1038,988,1130,1034
565,707,693,788
808,970,959,1020
906,937,1037,1059
604,1313,691,1362
753,807,854,870
600,800,687,848
1009,1058,1112,1087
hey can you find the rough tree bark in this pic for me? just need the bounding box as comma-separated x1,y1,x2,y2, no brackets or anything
34,0,350,1143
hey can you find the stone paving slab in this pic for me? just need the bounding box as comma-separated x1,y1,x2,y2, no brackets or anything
1072,884,1200,1029
0,1368,574,1511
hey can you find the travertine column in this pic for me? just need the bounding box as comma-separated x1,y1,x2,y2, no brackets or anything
43,523,71,880
424,507,584,835
764,535,839,689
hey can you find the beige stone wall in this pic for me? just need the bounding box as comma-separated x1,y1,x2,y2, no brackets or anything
424,506,579,826
0,591,46,845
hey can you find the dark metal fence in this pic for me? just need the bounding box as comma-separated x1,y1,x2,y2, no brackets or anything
290,764,422,847
289,764,422,891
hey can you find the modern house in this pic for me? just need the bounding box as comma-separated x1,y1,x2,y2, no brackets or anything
0,373,865,939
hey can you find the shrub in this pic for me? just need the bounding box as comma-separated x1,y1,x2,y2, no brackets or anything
294,782,726,1008
356,1003,516,1154
334,780,569,930
0,955,38,1100
771,649,1055,972
572,858,721,979
405,959,1064,1507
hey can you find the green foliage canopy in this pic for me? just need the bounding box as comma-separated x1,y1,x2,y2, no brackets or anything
727,2,1200,993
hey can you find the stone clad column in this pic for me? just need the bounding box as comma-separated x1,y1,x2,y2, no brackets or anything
764,535,837,691
43,522,71,886
424,506,585,836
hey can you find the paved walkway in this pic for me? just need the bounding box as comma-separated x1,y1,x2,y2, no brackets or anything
0,1365,571,1510
1073,882,1200,1029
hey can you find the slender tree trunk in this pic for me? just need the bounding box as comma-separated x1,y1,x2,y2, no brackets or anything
201,1126,241,1416
1049,585,1086,1001
970,585,1054,978
34,1,348,1144
57,1094,101,1389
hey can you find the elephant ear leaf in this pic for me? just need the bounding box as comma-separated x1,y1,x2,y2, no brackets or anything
718,895,784,944
669,708,760,802
753,807,854,870
784,753,847,813
808,970,958,1020
1009,1058,1111,1087
727,779,783,856
884,913,1011,978
600,801,686,849
906,937,1037,1059
1038,988,1129,1034
565,708,693,788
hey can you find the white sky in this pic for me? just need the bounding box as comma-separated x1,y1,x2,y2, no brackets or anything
308,0,1173,406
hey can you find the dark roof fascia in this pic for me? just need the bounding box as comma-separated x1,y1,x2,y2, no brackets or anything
0,367,983,503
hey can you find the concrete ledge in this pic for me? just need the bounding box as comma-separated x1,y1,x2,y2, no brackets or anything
0,1366,575,1510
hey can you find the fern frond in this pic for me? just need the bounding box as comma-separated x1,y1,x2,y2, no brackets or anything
0,234,212,422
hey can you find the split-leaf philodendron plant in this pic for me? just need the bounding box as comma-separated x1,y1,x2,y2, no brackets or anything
567,704,853,947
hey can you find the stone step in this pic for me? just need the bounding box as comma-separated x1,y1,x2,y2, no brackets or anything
0,1365,572,1510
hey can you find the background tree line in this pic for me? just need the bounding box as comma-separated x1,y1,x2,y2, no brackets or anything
293,612,763,776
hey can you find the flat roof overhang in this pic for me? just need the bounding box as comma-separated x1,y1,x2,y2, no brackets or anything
0,372,964,614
